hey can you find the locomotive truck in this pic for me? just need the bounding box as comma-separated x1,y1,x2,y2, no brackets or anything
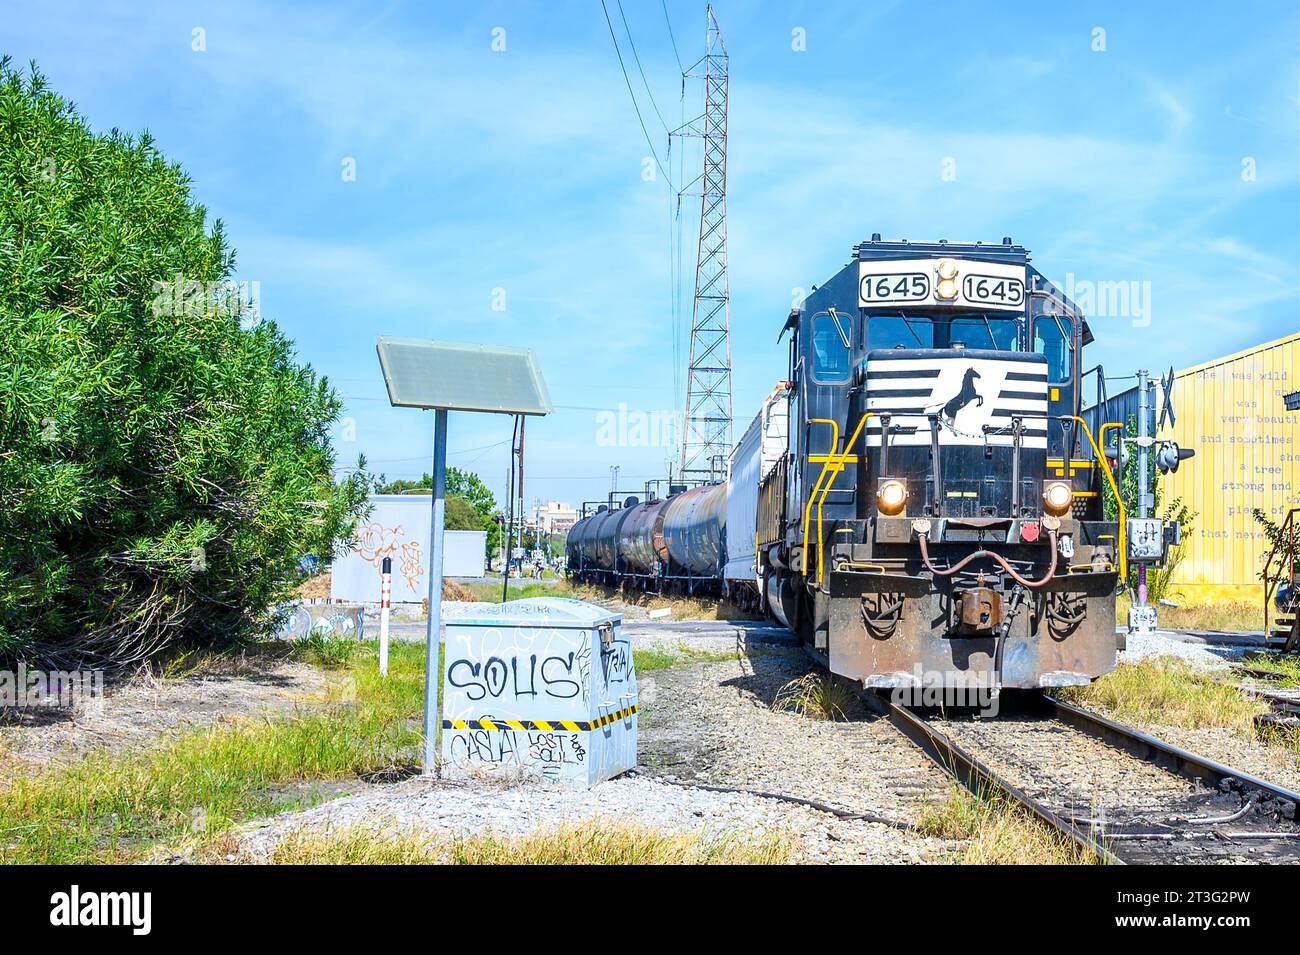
568,236,1125,692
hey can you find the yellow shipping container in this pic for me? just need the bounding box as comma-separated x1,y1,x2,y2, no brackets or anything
1159,332,1299,604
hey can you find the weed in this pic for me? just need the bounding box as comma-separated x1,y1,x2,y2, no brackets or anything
0,641,427,864
918,784,1104,865
1060,656,1265,732
771,672,854,721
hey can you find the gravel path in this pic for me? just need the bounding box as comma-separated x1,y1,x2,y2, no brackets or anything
1121,630,1247,669
231,647,956,864
235,774,888,862
636,649,953,862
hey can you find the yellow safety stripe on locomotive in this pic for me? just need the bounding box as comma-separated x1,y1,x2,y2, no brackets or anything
1048,459,1097,477
443,704,639,732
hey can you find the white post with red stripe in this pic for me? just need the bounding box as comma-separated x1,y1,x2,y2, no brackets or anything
379,556,392,676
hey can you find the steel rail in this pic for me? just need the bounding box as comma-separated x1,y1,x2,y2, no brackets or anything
1047,697,1300,811
805,646,1300,862
800,644,1121,862
881,699,1124,864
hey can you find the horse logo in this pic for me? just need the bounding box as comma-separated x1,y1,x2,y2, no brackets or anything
931,367,983,425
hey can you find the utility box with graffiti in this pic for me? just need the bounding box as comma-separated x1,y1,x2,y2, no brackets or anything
441,598,637,787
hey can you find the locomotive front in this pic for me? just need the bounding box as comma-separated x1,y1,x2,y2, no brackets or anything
762,237,1121,694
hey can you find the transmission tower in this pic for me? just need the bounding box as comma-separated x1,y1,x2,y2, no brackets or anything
674,5,731,483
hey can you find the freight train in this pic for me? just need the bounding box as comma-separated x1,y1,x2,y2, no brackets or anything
567,236,1124,692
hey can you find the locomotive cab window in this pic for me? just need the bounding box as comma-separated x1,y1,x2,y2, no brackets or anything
866,313,1018,352
1033,314,1073,383
810,310,851,383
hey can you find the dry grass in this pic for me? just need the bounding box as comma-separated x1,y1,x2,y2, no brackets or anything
560,581,762,621
1065,656,1300,766
918,784,1104,865
0,641,427,864
258,820,792,865
1060,656,1266,733
1238,652,1300,688
423,579,484,607
771,672,855,721
292,572,332,600
1117,594,1263,633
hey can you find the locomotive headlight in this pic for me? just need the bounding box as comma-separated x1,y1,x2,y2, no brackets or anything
936,277,959,300
1042,480,1073,516
936,258,959,280
876,479,908,515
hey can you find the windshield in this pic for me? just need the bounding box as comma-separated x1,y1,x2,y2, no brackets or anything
866,312,1020,352
1033,315,1072,383
811,311,851,382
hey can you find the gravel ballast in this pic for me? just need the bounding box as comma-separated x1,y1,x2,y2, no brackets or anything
233,644,956,864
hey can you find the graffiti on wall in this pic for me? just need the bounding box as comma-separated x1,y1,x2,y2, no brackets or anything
353,522,424,591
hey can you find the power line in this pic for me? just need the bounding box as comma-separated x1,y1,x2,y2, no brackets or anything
615,0,669,132
661,0,684,72
599,0,673,188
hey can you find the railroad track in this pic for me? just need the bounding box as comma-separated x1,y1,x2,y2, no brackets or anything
796,641,1300,864
885,694,1300,863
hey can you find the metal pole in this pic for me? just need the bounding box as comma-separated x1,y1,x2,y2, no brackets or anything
379,556,391,677
501,416,518,602
423,408,448,775
1136,370,1151,613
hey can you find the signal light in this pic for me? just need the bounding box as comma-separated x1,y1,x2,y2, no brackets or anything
876,480,908,515
1042,481,1073,516
1155,441,1195,474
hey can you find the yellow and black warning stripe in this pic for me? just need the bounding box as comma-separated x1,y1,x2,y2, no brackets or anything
443,704,639,733
1048,458,1098,478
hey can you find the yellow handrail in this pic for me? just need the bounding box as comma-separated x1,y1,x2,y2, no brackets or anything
1072,416,1126,581
800,419,841,574
816,412,874,583
805,412,875,583
801,414,1122,584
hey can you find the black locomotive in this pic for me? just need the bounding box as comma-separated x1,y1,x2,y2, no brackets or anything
569,237,1123,692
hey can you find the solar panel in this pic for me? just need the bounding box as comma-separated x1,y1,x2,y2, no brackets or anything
376,337,552,415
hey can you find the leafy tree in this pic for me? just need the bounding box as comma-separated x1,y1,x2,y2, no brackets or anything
1252,508,1298,585
0,61,369,667
444,495,482,531
376,467,500,553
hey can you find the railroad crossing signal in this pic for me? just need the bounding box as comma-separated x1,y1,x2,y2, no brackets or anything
1158,366,1177,430
1155,440,1194,474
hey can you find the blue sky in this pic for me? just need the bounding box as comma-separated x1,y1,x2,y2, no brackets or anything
7,0,1299,509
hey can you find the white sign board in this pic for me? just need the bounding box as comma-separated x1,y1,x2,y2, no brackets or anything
329,495,487,603
858,258,1026,312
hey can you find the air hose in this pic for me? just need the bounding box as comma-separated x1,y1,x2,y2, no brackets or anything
917,531,1059,589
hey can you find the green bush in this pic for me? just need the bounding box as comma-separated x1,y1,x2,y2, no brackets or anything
0,60,369,667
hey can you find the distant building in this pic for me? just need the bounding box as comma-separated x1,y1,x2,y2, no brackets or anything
536,501,579,536
1088,332,1298,604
